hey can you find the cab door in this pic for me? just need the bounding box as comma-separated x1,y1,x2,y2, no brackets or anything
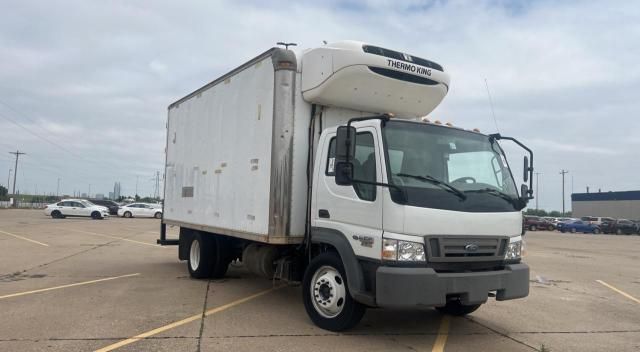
313,127,383,260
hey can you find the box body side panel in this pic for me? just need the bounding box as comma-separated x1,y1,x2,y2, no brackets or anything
164,57,275,236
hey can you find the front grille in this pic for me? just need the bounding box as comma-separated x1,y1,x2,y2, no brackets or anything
425,236,508,263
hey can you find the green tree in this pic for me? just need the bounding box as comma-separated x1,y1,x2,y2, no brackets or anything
0,185,7,198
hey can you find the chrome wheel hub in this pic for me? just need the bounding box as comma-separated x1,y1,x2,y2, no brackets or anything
310,265,346,318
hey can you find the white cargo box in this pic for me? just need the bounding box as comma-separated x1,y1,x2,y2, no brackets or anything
163,48,303,244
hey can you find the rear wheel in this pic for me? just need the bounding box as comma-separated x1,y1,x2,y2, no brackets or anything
616,229,622,235
187,232,230,279
593,228,600,234
51,210,62,219
436,299,482,316
548,225,555,231
302,252,366,332
154,212,162,219
570,228,577,233
530,225,537,231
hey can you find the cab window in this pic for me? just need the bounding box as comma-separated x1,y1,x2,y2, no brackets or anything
326,132,377,201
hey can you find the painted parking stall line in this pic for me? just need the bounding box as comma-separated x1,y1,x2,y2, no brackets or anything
596,280,640,304
94,285,283,352
431,315,451,352
0,229,49,247
62,228,165,248
0,273,140,300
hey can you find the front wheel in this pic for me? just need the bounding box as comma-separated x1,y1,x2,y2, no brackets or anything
593,228,600,234
530,225,537,231
548,225,555,231
91,211,102,220
570,228,577,233
302,252,366,332
123,211,132,218
436,300,482,316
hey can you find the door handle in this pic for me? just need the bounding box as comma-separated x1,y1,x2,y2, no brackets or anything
319,209,330,218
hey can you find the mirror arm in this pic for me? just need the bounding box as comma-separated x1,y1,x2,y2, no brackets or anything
489,134,534,199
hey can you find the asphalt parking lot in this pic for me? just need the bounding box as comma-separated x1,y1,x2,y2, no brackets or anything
0,209,638,352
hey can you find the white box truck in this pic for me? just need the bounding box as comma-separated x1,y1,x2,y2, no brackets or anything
159,41,534,331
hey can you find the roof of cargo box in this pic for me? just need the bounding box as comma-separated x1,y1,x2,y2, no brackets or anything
168,47,296,109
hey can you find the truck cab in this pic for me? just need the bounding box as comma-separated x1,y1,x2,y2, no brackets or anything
303,116,530,329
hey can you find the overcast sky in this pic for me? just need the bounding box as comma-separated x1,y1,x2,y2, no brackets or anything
1,0,638,210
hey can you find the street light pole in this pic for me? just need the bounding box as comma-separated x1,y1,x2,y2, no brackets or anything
535,172,541,211
560,170,569,216
57,178,60,198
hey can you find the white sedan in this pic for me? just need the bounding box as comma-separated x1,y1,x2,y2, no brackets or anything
118,203,163,219
45,199,110,219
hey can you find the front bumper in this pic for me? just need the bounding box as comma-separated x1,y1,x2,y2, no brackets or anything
375,263,529,307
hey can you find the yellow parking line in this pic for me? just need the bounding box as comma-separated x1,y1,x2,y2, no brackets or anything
94,286,282,352
596,280,640,304
0,229,49,247
0,273,140,300
64,228,165,249
432,315,451,352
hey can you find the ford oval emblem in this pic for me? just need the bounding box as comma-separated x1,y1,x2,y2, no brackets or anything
464,244,479,252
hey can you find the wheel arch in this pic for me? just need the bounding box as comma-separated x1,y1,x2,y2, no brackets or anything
310,227,375,306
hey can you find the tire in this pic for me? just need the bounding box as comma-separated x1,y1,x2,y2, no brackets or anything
436,300,482,316
154,212,162,219
530,225,537,231
51,210,62,219
91,211,102,220
560,229,566,233
548,225,555,231
123,211,132,218
187,232,230,279
302,252,366,332
593,228,600,234
616,229,622,235
570,228,577,233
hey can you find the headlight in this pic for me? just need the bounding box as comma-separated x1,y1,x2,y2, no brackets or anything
505,239,522,260
382,239,426,262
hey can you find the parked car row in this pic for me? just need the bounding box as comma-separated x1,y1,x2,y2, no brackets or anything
524,215,640,235
44,199,162,220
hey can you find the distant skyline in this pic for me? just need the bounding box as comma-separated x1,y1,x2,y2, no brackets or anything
1,0,639,210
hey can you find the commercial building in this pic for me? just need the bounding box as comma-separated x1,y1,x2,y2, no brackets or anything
572,190,640,220
113,182,121,200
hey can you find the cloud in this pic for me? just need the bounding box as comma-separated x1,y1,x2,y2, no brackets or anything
0,0,638,209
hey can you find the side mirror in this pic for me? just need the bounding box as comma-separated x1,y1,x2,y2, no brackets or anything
523,156,529,182
521,184,529,200
336,126,356,163
335,162,354,186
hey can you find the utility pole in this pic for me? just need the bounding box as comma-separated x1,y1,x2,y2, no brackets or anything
560,170,569,216
135,176,139,198
88,184,91,198
155,171,160,199
57,178,60,198
9,150,26,198
535,172,541,211
6,168,11,191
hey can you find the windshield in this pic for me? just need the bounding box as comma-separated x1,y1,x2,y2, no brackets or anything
383,120,520,212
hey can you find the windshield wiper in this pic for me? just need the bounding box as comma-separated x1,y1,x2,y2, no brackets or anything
464,188,518,206
396,173,467,200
